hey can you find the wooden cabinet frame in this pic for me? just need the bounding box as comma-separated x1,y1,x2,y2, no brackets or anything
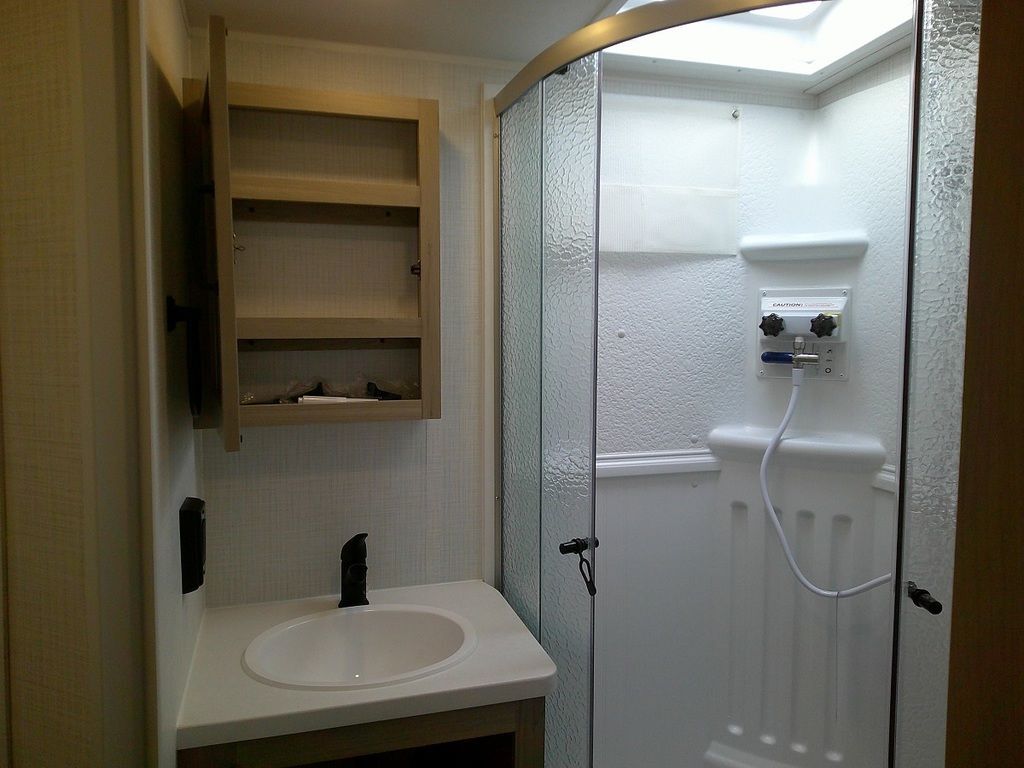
189,16,441,451
178,698,544,768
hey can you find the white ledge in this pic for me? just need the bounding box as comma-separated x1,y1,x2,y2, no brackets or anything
708,425,886,472
738,231,868,262
595,448,895,491
596,449,722,478
873,464,898,493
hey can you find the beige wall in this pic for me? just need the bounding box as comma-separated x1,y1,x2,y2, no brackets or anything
0,0,145,766
134,0,205,765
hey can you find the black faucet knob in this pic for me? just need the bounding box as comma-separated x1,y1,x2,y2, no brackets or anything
810,313,838,337
759,313,785,337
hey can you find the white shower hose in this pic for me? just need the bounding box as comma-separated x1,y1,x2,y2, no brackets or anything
759,367,892,599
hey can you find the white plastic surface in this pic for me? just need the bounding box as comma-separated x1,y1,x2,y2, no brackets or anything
177,581,556,749
740,232,868,262
709,424,886,472
594,461,897,768
243,604,477,690
757,288,851,381
758,289,849,343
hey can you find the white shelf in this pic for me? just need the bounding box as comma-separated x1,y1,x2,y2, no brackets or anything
739,231,868,262
596,449,722,478
236,317,422,340
708,425,886,472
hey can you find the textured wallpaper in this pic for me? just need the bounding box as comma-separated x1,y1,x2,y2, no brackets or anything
2,1,148,763
191,32,516,606
1,3,96,761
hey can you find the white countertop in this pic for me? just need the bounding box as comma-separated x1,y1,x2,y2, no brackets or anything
177,580,556,750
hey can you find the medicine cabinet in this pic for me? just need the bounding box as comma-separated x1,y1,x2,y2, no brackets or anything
185,16,441,451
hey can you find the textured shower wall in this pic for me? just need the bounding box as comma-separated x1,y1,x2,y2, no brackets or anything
191,32,516,606
738,52,913,457
597,79,811,456
597,54,913,462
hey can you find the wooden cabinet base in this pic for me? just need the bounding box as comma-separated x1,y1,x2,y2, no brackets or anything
178,698,545,768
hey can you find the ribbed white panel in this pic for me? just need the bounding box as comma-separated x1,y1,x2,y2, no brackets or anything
594,457,896,768
705,459,896,768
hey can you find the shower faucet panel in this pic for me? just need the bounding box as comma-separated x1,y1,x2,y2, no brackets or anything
757,288,849,381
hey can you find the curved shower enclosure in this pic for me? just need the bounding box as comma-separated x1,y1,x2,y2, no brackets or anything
495,1,981,767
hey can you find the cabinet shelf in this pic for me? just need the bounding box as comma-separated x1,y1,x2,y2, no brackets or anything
240,399,423,427
236,317,422,340
233,199,418,227
232,174,420,208
228,81,424,122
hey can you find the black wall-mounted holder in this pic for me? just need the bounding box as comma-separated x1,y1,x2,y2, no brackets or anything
907,580,943,615
559,537,599,597
180,497,206,594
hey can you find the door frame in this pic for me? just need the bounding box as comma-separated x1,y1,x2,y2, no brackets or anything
945,2,1024,763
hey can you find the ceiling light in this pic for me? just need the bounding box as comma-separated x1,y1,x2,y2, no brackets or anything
750,2,823,20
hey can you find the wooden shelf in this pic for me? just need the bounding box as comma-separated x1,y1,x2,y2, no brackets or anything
240,399,423,427
236,317,422,340
228,81,424,122
233,199,418,227
232,174,420,208
238,338,418,352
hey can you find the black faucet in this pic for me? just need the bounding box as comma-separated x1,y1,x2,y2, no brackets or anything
339,533,369,608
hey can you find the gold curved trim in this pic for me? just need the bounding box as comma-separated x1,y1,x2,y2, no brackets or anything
494,0,825,114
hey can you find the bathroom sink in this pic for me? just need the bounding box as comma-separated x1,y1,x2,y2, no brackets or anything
243,604,477,690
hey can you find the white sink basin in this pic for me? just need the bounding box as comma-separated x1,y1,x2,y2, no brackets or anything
243,604,477,690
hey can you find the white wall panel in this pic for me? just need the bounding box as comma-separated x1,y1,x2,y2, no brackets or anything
594,470,721,768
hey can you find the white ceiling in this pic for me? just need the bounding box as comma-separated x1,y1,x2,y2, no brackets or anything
182,0,616,63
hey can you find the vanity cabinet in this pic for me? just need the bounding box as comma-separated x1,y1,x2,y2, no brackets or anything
187,16,441,451
177,698,544,767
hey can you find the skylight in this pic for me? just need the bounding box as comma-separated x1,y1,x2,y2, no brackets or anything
750,2,823,21
608,0,914,89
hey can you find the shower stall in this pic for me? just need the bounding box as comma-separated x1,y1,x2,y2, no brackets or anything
496,1,981,767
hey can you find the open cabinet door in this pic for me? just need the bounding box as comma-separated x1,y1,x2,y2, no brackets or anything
205,15,241,451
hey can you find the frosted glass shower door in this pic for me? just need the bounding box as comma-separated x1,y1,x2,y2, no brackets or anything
894,1,982,766
500,53,602,768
